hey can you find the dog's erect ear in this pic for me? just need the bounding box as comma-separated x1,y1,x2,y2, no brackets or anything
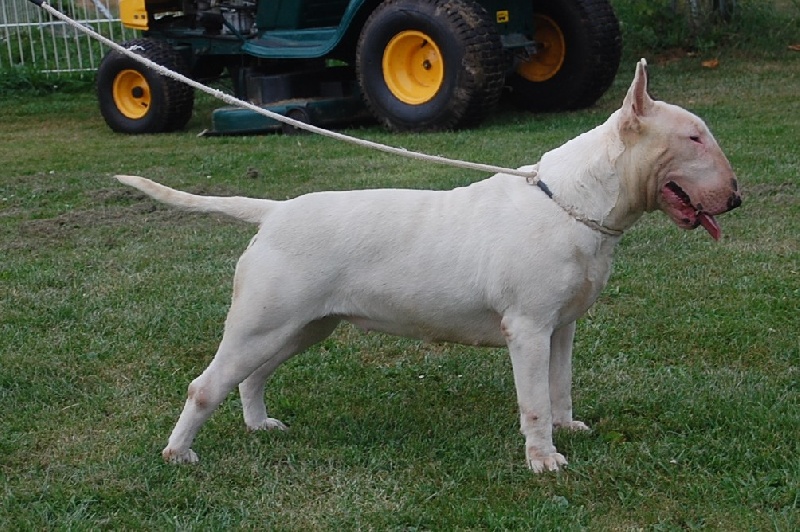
620,58,655,132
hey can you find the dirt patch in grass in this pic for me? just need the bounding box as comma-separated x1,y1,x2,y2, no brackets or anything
84,186,144,204
7,186,243,252
11,205,176,250
22,203,154,234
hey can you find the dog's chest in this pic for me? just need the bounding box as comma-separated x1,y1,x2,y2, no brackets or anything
554,238,617,325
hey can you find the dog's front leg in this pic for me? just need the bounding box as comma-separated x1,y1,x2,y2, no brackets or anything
503,315,567,473
550,322,590,432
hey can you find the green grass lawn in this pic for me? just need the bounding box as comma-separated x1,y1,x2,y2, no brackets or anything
1,50,798,528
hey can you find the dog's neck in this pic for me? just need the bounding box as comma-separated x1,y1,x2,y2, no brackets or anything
533,115,639,235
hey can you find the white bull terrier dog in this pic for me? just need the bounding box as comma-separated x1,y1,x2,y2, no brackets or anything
116,59,741,472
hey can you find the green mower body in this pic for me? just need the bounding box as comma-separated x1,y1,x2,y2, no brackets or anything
98,0,622,133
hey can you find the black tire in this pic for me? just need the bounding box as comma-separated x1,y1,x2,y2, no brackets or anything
281,107,312,136
97,38,195,134
356,0,504,131
507,0,621,112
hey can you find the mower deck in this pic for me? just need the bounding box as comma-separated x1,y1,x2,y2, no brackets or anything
207,93,370,135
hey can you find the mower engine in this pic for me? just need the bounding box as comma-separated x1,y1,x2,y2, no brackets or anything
190,0,257,36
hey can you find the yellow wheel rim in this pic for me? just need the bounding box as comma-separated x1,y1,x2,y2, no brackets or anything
112,69,151,119
517,15,566,82
382,30,444,105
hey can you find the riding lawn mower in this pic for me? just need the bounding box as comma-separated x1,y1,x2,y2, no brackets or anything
98,0,622,134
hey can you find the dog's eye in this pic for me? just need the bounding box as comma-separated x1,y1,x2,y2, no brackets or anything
690,135,702,144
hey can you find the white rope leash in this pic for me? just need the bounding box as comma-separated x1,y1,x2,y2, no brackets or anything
36,1,540,181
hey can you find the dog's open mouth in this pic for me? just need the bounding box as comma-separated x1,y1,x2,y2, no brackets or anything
662,181,721,240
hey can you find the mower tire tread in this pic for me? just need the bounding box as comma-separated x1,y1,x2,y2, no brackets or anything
509,0,621,112
97,38,194,134
356,0,504,131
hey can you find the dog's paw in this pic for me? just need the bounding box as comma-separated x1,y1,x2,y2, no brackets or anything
246,417,287,432
162,447,199,464
554,420,591,432
526,450,568,473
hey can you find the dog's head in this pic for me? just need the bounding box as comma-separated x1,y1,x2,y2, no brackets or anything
617,59,742,240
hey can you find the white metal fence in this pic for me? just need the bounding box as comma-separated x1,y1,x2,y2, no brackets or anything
1,0,133,75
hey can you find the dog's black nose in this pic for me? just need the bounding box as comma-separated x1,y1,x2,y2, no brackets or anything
728,193,742,210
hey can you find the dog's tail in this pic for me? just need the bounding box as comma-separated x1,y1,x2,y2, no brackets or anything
115,175,272,224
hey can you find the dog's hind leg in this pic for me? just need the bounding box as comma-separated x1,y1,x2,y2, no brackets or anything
161,317,322,464
239,316,340,432
550,322,590,432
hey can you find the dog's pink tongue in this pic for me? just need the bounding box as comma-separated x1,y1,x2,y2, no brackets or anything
698,212,721,240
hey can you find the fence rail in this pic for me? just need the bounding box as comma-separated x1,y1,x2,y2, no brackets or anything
1,0,133,75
